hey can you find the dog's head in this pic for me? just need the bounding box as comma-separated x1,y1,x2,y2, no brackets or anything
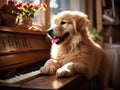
47,11,89,44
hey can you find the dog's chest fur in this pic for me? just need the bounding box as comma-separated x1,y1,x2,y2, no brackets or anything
50,36,83,64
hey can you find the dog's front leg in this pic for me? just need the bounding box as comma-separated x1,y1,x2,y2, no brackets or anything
40,59,60,75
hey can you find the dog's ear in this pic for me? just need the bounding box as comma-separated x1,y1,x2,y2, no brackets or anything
73,14,89,33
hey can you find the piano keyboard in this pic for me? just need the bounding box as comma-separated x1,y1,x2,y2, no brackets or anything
0,62,45,84
0,70,40,83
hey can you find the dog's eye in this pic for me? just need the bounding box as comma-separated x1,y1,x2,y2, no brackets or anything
60,21,66,25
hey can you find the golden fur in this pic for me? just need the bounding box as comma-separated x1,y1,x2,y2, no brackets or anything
40,11,110,89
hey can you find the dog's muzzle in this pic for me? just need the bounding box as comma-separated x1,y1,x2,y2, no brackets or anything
47,29,69,44
47,29,60,44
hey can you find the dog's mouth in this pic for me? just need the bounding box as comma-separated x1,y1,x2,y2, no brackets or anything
49,32,69,44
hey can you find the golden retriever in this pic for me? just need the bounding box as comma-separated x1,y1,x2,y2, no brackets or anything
40,11,110,90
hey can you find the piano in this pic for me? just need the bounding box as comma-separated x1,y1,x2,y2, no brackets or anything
0,26,90,90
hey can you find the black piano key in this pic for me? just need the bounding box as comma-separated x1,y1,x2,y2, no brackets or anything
0,71,15,80
15,72,21,76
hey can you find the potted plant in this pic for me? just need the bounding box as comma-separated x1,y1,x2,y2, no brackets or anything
21,2,47,29
89,27,104,47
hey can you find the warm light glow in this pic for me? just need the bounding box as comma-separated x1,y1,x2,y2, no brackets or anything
52,80,63,89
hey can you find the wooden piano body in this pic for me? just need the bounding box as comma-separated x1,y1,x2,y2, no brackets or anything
0,26,89,90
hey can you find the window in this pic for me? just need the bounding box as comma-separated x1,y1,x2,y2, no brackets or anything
50,0,86,19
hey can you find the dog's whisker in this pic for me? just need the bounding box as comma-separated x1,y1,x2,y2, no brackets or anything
47,33,53,39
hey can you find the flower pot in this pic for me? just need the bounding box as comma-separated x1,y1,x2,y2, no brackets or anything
1,13,16,27
22,16,32,29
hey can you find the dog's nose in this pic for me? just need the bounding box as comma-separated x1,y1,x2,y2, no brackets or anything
47,29,54,38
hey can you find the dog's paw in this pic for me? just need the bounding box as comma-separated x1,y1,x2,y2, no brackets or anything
39,65,56,75
56,67,74,77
